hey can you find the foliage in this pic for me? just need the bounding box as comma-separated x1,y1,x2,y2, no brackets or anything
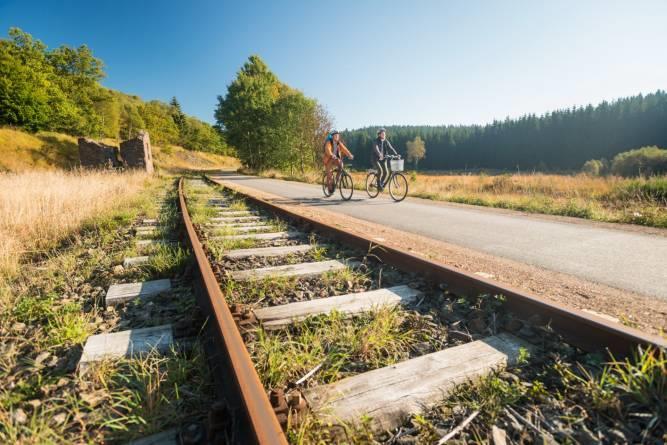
343,90,667,171
406,135,426,169
610,146,667,177
581,159,606,176
215,55,331,170
0,28,227,153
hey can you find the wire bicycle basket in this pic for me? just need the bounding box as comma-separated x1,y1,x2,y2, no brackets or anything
390,158,404,172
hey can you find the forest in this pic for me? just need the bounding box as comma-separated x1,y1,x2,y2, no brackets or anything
0,28,226,153
343,91,667,172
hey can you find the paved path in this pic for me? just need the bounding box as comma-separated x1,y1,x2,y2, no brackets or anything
212,173,667,300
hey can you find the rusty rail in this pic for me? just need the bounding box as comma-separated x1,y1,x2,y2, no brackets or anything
209,175,667,357
178,178,288,445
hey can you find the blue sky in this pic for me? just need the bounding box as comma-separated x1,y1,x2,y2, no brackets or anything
1,0,665,129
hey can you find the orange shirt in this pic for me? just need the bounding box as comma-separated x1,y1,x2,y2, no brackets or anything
323,140,352,164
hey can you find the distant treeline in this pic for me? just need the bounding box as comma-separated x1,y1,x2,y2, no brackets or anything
0,28,227,153
343,91,667,171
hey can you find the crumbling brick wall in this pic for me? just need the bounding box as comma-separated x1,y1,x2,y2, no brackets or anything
119,130,154,174
77,138,121,169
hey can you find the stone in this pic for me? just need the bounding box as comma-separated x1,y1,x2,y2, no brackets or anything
120,130,154,174
12,408,27,424
77,138,121,169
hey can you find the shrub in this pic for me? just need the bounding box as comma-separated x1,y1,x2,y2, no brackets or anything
582,159,604,176
611,146,667,177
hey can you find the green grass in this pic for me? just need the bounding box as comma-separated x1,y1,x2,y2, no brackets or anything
251,308,416,389
223,275,297,305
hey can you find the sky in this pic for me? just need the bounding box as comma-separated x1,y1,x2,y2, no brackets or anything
1,0,666,129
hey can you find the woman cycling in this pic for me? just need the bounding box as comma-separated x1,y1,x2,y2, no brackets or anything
323,130,354,193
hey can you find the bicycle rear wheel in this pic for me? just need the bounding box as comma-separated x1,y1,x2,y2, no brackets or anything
322,171,334,197
389,172,408,202
365,172,380,198
339,172,354,201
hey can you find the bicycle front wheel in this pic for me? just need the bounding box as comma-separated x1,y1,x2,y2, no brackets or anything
339,172,354,201
322,172,334,197
365,172,380,198
389,173,408,202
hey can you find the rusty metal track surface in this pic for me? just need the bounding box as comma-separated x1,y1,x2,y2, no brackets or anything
209,175,666,356
178,178,288,445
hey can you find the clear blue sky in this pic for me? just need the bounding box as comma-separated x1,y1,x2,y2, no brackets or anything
1,0,665,129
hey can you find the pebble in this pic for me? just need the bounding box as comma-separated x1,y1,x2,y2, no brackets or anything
34,351,51,366
112,265,124,275
13,408,27,424
12,322,27,332
468,317,487,333
52,412,67,425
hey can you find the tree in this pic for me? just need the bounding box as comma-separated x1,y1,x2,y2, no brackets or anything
610,146,667,177
181,117,226,153
406,136,426,170
215,55,281,169
169,96,186,133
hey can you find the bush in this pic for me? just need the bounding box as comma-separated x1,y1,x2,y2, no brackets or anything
611,146,667,177
582,159,605,176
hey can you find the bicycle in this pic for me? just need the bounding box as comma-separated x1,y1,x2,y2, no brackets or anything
322,160,354,201
365,154,408,202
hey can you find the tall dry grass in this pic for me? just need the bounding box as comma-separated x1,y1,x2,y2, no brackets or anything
0,170,151,278
252,167,667,227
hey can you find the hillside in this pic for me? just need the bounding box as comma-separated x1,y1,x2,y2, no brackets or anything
0,127,239,173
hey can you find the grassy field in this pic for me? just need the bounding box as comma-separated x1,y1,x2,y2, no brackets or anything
0,170,152,279
255,168,667,228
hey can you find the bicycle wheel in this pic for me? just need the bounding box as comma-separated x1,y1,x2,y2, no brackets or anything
322,172,334,197
365,172,380,198
389,172,408,202
339,172,354,201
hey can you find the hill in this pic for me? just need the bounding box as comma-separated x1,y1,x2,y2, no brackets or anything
0,127,239,173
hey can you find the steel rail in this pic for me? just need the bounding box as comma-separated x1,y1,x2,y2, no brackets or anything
178,178,288,445
210,175,666,357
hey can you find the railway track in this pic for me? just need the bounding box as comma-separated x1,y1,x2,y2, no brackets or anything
178,176,666,444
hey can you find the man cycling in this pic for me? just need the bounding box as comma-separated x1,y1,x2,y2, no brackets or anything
372,128,398,189
323,129,354,193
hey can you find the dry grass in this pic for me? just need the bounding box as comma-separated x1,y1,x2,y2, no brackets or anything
253,167,667,227
0,128,79,171
152,144,240,173
0,170,152,278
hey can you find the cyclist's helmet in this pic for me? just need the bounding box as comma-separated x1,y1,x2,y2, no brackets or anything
377,127,386,135
330,129,339,135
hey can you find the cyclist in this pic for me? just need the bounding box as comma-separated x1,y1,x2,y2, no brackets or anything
372,128,398,189
323,130,354,193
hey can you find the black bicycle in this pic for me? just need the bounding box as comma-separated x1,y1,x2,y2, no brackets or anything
365,154,408,202
322,161,354,201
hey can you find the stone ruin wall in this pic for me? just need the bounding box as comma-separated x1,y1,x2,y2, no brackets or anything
119,130,154,174
77,138,121,169
77,131,154,174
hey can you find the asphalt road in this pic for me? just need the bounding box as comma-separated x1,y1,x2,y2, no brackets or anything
212,172,667,300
